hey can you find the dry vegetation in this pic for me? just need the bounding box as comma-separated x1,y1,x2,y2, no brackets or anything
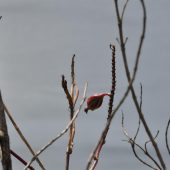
0,0,169,170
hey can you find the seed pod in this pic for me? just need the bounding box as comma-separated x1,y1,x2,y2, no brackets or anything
84,93,111,113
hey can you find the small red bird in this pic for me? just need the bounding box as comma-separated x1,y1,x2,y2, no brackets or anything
84,93,111,113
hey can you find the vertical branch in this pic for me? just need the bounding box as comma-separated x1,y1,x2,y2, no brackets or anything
114,0,166,169
62,55,79,170
0,92,12,170
61,76,73,170
86,45,116,170
71,54,76,98
165,118,170,155
70,55,76,147
107,44,116,119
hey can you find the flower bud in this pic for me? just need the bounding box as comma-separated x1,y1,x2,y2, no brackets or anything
84,93,111,113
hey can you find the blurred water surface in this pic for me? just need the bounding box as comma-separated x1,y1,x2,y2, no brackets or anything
0,0,170,169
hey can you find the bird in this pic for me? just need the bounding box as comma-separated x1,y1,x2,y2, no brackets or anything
84,93,111,113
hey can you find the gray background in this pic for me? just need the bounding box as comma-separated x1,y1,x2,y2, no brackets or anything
0,0,170,169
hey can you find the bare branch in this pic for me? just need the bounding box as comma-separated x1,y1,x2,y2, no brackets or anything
10,150,34,170
65,55,79,170
165,118,170,155
114,0,166,169
122,113,161,170
145,131,159,152
3,104,46,170
134,117,141,141
133,0,146,82
121,111,130,138
121,0,129,21
139,83,143,110
0,92,12,170
133,84,143,141
131,142,160,170
24,82,88,170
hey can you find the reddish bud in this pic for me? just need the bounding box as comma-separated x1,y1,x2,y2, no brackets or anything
84,93,111,113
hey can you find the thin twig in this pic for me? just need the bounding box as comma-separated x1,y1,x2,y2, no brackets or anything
122,76,161,170
121,0,129,21
165,118,170,155
134,84,143,141
3,104,46,170
114,0,166,169
139,83,143,110
10,150,34,170
131,142,160,170
24,82,88,170
145,131,159,153
122,113,161,170
122,113,155,169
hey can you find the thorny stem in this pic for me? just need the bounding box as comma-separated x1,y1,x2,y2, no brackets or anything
114,0,166,169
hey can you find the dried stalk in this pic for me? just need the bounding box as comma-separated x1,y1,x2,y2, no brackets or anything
114,0,166,169
86,44,116,170
0,92,12,170
107,44,116,120
24,82,87,170
62,55,79,170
